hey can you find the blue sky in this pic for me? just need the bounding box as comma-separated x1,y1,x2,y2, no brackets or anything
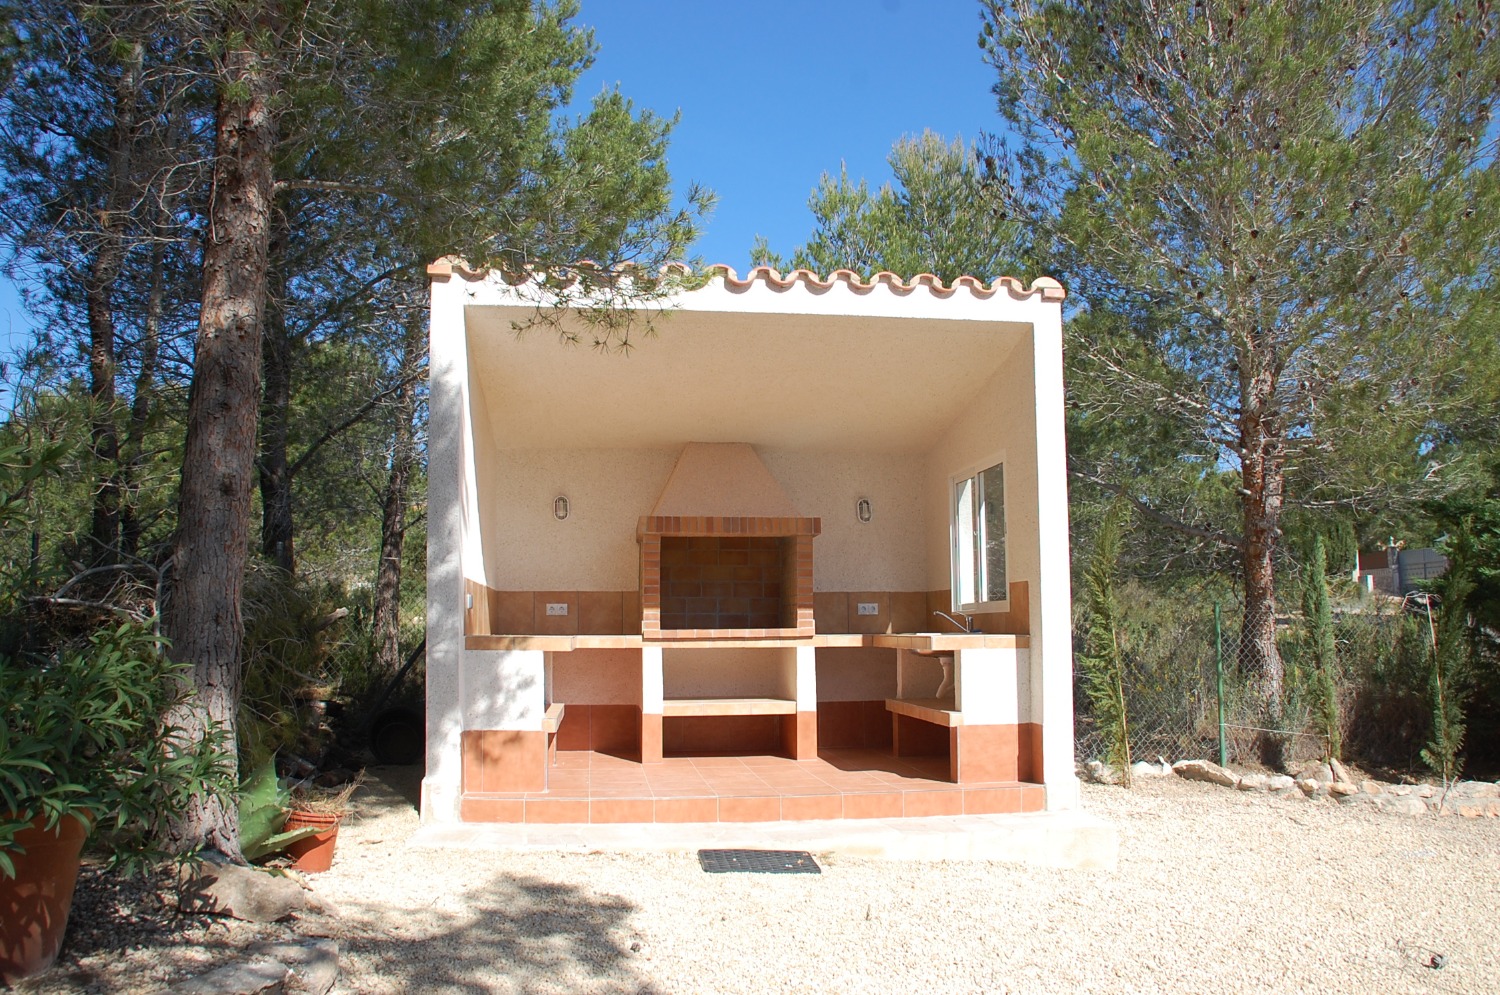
577,0,1000,271
0,0,1000,350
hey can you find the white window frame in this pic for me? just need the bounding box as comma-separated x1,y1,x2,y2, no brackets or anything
950,456,1009,613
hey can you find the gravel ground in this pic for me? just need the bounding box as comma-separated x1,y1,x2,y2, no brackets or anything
21,767,1500,994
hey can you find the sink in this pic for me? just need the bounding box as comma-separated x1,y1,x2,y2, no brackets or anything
871,631,1024,652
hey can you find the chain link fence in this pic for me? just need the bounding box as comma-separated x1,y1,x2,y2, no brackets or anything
1075,593,1431,770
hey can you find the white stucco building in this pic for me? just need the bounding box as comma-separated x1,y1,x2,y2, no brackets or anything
423,262,1079,827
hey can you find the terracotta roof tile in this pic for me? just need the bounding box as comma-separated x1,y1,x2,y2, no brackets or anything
427,257,1066,303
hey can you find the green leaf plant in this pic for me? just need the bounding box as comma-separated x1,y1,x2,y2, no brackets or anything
0,622,234,877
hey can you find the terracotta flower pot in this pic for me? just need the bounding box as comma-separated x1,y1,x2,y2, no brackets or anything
282,810,340,872
0,813,90,983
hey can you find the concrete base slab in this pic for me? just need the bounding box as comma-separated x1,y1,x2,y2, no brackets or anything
412,810,1118,871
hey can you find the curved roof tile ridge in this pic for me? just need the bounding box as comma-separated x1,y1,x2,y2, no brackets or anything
427,257,1065,302
705,263,1064,301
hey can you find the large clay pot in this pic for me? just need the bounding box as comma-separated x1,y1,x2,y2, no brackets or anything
281,811,340,872
0,813,89,983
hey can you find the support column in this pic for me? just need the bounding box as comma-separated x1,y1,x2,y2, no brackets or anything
789,645,817,759
640,646,663,763
1029,299,1080,809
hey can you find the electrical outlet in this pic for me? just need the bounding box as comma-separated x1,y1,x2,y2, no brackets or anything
857,602,880,616
545,603,569,616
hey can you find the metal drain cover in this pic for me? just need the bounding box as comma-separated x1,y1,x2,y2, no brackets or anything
698,849,821,874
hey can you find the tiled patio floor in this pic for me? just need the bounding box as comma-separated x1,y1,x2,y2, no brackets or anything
460,749,1044,824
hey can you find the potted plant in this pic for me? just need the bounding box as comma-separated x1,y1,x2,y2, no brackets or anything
280,774,363,872
0,622,232,983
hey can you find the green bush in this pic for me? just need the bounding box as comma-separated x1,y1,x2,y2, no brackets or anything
0,621,234,876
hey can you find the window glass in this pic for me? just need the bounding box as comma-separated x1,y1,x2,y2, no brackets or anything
980,464,1006,602
953,461,1006,609
953,476,977,605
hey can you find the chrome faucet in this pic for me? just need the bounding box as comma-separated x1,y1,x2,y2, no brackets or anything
933,609,975,633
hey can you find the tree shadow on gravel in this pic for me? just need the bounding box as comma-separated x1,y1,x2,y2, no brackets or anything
14,864,295,994
335,871,661,994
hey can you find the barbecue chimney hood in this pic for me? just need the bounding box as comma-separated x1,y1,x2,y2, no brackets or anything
638,444,820,639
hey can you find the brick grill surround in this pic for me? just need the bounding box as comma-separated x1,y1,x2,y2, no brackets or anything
638,515,819,639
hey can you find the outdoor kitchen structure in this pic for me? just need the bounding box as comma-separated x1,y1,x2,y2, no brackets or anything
422,261,1081,828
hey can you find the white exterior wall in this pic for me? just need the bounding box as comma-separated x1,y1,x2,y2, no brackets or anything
1028,303,1078,808
662,647,798,699
424,271,464,821
815,647,898,701
425,265,1075,823
922,315,1078,810
923,332,1035,598
550,648,644,704
762,451,926,591
471,446,927,592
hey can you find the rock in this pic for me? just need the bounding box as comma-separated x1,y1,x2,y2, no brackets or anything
1329,781,1358,798
1082,760,1120,785
1330,758,1353,784
1296,778,1322,796
1373,795,1429,817
1266,775,1295,792
250,939,339,995
1298,761,1335,783
1450,781,1500,798
1173,759,1239,788
1446,798,1500,819
1360,780,1383,795
168,958,292,994
1416,785,1437,799
1387,784,1413,796
179,860,309,923
1237,774,1269,792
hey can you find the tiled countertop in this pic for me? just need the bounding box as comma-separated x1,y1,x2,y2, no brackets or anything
464,632,1029,651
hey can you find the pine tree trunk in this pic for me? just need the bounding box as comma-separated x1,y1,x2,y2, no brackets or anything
84,42,143,563
163,33,277,859
120,234,164,559
258,254,295,573
371,313,422,674
1237,345,1287,737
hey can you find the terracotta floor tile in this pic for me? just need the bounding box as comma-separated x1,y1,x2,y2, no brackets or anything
764,782,838,795
841,791,904,819
646,776,710,787
654,796,718,822
718,795,780,822
459,796,525,822
901,790,966,818
525,798,590,823
465,748,1040,826
780,793,843,821
590,798,655,823
547,769,592,780
963,787,1022,815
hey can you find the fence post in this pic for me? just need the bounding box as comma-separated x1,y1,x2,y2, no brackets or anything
1215,601,1228,767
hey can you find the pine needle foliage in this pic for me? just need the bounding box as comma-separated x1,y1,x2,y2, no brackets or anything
1079,499,1132,786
